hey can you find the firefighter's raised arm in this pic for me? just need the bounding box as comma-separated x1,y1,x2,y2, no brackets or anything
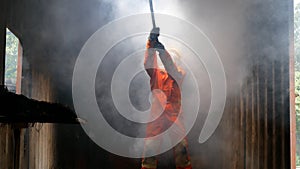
144,28,183,80
144,28,160,77
156,45,181,78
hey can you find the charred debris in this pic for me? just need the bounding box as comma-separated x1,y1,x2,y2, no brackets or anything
0,85,80,124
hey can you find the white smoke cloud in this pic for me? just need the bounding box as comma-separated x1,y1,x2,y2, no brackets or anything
103,0,184,19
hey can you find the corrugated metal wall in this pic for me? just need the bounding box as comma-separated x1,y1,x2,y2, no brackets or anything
228,1,291,168
206,59,291,169
251,63,288,168
235,60,290,169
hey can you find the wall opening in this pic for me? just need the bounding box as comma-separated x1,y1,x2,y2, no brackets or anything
5,28,22,94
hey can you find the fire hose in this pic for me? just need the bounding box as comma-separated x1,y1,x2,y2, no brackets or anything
149,0,156,28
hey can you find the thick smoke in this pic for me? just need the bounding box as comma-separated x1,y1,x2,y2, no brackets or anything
102,0,183,18
103,0,249,92
93,0,250,167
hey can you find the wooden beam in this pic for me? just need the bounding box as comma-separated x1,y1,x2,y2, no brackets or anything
16,42,22,94
289,0,296,168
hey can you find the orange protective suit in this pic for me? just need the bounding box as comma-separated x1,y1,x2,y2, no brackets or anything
141,40,192,169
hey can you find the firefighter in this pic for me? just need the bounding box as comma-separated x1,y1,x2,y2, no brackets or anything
142,27,192,169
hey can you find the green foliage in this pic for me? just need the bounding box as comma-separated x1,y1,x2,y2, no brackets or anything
295,4,300,167
297,155,300,168
5,29,18,80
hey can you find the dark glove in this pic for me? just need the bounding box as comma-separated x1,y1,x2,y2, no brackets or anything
147,27,165,51
148,27,160,42
147,39,165,50
154,41,165,50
